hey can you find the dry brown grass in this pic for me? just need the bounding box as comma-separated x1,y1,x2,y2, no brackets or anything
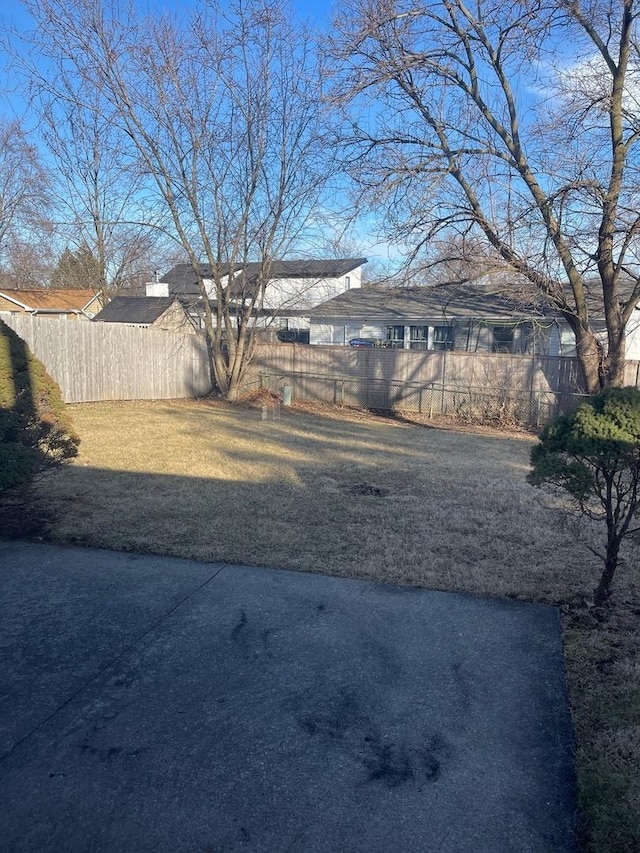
39,398,640,853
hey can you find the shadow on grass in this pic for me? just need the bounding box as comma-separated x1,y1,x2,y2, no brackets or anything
144,398,534,477
37,464,403,580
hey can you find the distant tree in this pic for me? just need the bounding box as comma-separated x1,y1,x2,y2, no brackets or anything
0,236,56,290
2,15,166,301
37,90,162,300
0,118,52,283
21,0,338,399
50,244,102,290
529,388,640,605
333,0,640,393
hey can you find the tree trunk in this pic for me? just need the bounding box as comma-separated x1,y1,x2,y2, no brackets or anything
604,332,627,389
594,534,621,607
572,324,605,395
207,336,248,402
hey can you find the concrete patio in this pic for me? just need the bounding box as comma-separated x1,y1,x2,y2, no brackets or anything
0,541,578,851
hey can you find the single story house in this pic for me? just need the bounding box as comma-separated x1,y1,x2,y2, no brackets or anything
308,283,640,358
92,296,197,332
146,258,367,330
0,289,104,320
309,282,640,358
308,285,561,353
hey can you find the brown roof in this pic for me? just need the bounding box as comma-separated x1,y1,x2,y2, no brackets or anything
0,289,102,312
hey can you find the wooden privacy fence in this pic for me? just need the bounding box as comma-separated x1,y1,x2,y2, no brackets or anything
247,344,640,428
2,315,212,403
247,342,590,395
4,318,640,423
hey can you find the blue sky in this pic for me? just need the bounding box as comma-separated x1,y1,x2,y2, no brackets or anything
0,0,335,117
0,0,333,35
0,0,398,264
0,0,343,142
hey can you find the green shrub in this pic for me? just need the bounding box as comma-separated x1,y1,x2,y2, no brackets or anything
0,320,79,498
529,387,640,604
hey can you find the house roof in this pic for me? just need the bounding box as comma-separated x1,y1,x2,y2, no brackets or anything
162,258,367,296
579,276,640,318
0,288,102,313
93,296,179,324
309,284,550,324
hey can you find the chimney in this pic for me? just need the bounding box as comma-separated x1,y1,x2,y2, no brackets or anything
146,280,169,297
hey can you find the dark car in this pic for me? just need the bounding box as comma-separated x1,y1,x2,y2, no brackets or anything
348,337,378,348
277,329,297,342
277,329,310,344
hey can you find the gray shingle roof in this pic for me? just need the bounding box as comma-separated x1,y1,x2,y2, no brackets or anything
309,285,550,323
93,296,178,324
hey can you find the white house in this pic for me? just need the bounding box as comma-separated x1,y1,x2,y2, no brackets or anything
146,258,367,317
308,284,555,353
308,282,640,359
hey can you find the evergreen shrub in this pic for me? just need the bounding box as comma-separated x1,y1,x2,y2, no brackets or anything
0,320,79,499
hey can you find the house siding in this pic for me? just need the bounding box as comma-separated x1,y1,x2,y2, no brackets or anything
200,270,363,312
311,319,545,354
625,312,640,360
154,303,196,333
261,273,362,311
0,296,24,312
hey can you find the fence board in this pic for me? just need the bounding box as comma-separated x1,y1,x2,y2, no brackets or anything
247,344,640,427
246,344,592,396
2,315,212,403
3,318,640,424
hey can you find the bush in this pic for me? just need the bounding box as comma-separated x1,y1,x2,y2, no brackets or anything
0,320,79,505
529,387,640,605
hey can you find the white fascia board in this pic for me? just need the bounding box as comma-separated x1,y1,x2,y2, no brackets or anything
81,293,103,311
0,292,32,310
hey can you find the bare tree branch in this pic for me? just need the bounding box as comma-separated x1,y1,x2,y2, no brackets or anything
333,0,640,392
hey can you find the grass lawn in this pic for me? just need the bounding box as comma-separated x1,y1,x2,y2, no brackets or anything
39,397,640,852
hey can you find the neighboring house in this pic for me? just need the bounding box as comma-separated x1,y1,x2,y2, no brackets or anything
0,289,104,320
309,284,572,355
146,258,367,330
623,312,640,359
309,281,640,358
92,296,197,333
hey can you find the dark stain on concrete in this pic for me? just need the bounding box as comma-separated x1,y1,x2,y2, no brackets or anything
297,687,450,789
362,738,414,787
231,609,247,642
299,687,363,741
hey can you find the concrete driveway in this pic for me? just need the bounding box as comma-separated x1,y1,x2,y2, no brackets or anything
0,541,578,852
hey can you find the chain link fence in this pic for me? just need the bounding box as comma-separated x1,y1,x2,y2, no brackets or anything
256,370,590,430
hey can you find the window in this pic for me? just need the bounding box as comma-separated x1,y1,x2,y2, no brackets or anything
345,276,351,290
492,326,514,353
409,326,428,350
386,325,405,348
433,325,454,351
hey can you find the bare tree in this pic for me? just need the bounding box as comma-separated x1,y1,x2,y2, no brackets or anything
5,24,170,301
21,0,336,399
0,236,56,289
0,118,52,284
36,90,163,300
333,0,640,392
